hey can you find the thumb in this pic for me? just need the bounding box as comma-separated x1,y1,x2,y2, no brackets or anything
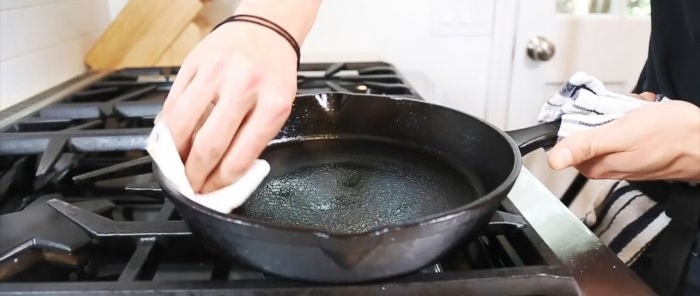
547,126,620,170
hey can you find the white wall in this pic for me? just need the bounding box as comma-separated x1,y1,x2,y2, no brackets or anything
302,0,497,118
106,0,127,20
11,0,500,118
0,0,112,110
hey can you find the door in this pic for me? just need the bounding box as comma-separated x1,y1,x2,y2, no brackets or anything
495,0,652,214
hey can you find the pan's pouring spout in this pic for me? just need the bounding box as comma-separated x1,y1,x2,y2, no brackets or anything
316,232,385,270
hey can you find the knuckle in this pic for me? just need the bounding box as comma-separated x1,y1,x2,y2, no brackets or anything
229,55,255,74
246,73,264,89
581,143,599,161
273,102,293,119
212,60,227,72
201,176,222,193
202,58,227,76
220,159,250,181
265,96,293,119
192,140,226,163
223,66,262,90
167,130,190,154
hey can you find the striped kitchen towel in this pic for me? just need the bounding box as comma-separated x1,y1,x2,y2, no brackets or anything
538,71,671,265
586,181,671,264
538,71,668,138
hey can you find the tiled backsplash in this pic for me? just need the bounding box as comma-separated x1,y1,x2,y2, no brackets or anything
0,0,111,110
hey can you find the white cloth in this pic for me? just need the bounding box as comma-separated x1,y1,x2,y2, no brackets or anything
538,71,672,265
538,71,668,138
146,123,270,214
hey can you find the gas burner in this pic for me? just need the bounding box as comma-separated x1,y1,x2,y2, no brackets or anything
297,62,420,98
39,85,161,120
0,248,90,281
0,195,113,279
47,199,190,238
0,157,28,208
15,196,588,295
0,128,151,187
0,63,653,295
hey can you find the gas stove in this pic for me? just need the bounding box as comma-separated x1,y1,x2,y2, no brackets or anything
0,62,653,295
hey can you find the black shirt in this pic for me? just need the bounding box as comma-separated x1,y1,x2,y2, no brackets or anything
628,2,700,294
633,0,700,106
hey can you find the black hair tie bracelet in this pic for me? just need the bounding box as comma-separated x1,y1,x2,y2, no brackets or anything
212,14,301,70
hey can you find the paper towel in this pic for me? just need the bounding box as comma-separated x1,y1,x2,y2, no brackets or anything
146,123,270,214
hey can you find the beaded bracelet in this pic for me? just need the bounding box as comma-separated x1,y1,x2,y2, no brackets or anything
211,14,301,69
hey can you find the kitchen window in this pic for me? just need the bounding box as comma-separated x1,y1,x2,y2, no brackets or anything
556,0,651,16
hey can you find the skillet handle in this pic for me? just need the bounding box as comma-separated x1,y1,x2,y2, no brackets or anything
505,120,561,156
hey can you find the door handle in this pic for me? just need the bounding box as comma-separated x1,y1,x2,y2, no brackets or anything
526,36,556,61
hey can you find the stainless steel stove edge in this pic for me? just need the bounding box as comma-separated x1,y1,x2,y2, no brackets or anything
509,168,655,295
0,71,111,130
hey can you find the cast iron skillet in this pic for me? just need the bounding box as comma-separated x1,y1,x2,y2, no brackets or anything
154,92,560,283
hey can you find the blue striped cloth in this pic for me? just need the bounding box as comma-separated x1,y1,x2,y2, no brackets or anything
538,71,668,139
538,72,671,265
587,181,671,264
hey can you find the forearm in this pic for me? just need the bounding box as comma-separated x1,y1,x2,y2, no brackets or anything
233,0,322,45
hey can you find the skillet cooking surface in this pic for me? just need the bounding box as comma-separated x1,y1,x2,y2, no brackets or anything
233,137,485,234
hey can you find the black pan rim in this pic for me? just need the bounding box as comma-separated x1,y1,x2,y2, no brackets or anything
154,93,523,239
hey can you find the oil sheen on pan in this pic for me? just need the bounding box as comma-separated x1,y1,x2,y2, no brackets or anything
234,137,484,234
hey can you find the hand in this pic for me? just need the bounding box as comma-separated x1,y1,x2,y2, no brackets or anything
159,0,320,194
629,91,657,102
159,22,298,193
547,99,700,181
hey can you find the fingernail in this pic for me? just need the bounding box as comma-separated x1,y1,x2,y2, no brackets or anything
550,148,573,170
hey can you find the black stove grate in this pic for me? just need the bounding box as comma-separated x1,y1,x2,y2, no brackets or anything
0,193,579,296
0,63,581,295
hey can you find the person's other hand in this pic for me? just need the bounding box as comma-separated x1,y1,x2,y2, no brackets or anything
629,91,657,101
547,99,700,181
159,22,297,193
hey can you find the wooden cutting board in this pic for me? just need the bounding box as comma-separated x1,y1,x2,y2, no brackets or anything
85,0,203,70
155,17,210,67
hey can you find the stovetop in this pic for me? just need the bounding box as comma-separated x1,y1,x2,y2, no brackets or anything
0,62,653,296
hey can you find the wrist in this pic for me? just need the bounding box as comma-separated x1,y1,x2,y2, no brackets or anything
677,101,700,180
233,0,321,45
213,16,301,68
